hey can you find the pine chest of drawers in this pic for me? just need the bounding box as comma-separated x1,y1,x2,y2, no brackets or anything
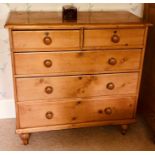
5,11,150,145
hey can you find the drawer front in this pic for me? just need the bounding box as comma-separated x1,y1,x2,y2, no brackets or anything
18,96,136,128
12,30,80,51
16,73,139,101
14,49,142,75
84,28,145,48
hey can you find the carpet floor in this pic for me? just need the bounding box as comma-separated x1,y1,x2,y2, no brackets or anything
0,116,155,151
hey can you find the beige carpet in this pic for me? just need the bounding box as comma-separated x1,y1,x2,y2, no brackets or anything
0,116,155,151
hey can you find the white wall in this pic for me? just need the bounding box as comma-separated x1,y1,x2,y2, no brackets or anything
0,3,144,119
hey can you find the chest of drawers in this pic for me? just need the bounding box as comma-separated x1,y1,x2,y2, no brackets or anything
5,11,150,145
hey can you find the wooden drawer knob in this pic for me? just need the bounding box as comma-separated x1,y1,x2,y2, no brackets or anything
104,107,112,115
111,34,120,43
108,57,117,65
43,36,52,45
45,111,53,119
44,59,52,68
106,82,115,90
45,86,53,94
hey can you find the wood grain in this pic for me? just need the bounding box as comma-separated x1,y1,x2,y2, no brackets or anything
5,11,150,29
84,29,145,48
18,96,136,128
16,73,139,101
12,30,80,51
14,49,142,76
16,118,136,134
5,11,150,141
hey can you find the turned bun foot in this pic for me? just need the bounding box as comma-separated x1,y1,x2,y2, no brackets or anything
19,133,31,145
120,124,128,135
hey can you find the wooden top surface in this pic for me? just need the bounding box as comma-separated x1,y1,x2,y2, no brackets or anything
5,11,150,29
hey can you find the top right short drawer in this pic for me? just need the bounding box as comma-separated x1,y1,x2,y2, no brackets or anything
84,28,145,49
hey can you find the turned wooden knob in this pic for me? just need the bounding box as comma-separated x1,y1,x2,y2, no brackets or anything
108,57,117,65
104,107,112,115
44,59,52,68
45,86,53,94
111,34,120,43
106,82,115,90
45,111,53,119
43,36,52,45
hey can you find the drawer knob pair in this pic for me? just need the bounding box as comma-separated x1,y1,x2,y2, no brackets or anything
98,107,112,115
44,59,52,68
45,111,53,119
111,34,120,43
108,57,117,65
45,86,53,94
106,82,115,90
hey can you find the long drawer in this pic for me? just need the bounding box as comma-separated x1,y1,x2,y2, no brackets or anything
14,49,142,76
84,28,145,48
18,96,136,128
12,30,80,51
16,73,139,101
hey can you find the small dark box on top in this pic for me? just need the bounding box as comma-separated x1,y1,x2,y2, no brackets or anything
63,5,77,21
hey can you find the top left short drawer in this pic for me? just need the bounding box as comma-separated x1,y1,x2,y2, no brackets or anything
12,30,81,52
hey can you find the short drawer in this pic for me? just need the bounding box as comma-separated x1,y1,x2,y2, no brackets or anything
14,49,142,75
84,28,145,48
16,73,139,101
12,30,80,51
18,96,136,128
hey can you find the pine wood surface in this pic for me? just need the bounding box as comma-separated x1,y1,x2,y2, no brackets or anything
14,50,142,76
5,11,150,144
